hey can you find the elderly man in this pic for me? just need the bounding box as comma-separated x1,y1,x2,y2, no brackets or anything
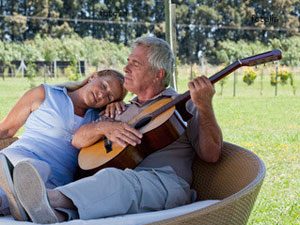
11,36,223,223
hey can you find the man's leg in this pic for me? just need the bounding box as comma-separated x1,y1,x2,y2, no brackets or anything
57,166,195,220
14,163,195,222
47,189,75,210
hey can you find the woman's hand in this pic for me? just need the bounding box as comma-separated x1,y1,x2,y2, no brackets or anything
100,101,126,118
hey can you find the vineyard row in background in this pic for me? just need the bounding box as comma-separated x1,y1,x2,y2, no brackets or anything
1,60,298,97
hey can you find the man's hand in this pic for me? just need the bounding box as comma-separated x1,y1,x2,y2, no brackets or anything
101,101,126,118
101,121,142,148
188,76,215,110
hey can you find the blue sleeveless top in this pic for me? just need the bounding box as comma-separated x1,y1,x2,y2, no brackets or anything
3,84,99,186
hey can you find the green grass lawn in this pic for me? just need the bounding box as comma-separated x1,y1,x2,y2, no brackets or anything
0,76,299,224
215,96,299,225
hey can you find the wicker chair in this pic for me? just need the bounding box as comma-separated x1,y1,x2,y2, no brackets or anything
0,138,265,225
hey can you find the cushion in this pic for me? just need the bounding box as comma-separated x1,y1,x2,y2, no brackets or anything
0,200,219,225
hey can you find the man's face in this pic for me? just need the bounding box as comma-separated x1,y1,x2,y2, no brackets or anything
123,45,156,95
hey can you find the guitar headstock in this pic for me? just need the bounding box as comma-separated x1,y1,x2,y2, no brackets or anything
239,49,282,66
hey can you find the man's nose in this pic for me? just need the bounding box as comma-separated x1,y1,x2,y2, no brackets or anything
123,64,130,73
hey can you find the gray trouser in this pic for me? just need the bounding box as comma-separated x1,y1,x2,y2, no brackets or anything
57,166,197,220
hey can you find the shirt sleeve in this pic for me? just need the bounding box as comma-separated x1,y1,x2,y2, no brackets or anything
185,100,200,151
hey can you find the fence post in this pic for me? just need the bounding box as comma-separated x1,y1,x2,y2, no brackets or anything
43,65,47,83
164,0,177,90
190,63,193,81
260,67,264,96
54,60,57,78
78,60,82,78
275,62,278,96
1,63,4,80
83,60,86,76
233,71,237,97
19,59,26,78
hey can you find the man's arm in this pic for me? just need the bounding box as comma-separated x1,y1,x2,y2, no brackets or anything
72,121,143,149
71,121,105,148
188,76,223,163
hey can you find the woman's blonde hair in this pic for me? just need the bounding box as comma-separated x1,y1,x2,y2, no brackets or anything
58,69,127,101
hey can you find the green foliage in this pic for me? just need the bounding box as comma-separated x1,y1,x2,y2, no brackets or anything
243,68,257,86
3,35,300,70
1,1,299,65
26,62,37,78
65,64,80,81
270,68,294,86
218,76,228,96
215,40,269,64
81,38,130,67
26,62,37,88
269,37,300,66
215,50,229,64
0,36,129,74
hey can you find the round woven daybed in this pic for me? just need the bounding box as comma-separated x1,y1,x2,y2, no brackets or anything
0,138,266,225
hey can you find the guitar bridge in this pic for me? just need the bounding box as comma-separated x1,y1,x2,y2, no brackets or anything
104,138,112,153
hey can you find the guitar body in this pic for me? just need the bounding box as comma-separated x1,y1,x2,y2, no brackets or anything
78,98,187,175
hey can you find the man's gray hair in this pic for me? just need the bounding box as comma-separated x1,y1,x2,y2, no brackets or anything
132,36,175,87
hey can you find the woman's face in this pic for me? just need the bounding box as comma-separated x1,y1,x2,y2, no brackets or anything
86,75,124,108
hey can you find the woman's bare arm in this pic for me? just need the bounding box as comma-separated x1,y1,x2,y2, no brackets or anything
0,85,45,138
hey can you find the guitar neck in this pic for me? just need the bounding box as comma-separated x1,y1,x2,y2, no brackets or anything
150,61,242,118
133,49,281,128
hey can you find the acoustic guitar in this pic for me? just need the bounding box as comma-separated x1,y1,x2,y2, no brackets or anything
78,49,282,174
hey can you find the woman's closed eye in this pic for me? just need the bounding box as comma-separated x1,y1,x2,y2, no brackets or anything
108,94,113,102
101,83,107,90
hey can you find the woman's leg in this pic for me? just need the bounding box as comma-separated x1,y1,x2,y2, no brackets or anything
0,188,10,215
0,154,28,220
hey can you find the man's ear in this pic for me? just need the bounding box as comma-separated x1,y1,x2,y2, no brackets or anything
155,69,165,81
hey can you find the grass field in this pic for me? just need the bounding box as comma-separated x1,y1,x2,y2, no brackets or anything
0,74,299,224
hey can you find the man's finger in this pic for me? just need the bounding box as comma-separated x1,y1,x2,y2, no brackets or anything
109,106,116,118
115,132,140,146
114,137,127,148
120,103,126,111
121,131,141,145
115,103,122,114
104,106,110,117
123,124,143,138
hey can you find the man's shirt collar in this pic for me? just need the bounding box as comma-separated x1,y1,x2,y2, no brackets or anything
129,87,178,107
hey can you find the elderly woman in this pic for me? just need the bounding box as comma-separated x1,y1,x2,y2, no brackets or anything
0,69,127,220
